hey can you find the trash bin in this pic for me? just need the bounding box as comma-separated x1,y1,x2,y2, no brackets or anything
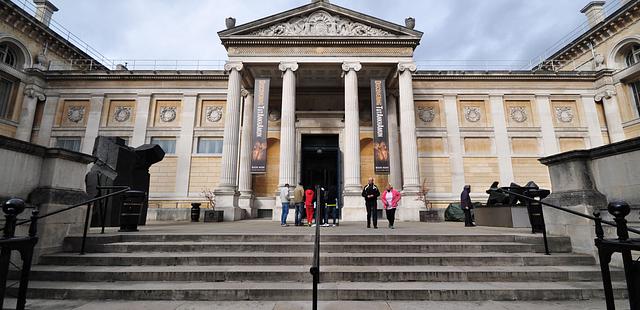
191,203,201,222
119,191,146,232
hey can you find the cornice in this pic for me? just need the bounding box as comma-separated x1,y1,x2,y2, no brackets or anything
44,70,229,81
220,38,420,48
413,71,599,81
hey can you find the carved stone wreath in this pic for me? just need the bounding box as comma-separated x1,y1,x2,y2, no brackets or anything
67,106,85,123
509,106,528,123
250,10,392,37
113,107,132,123
555,107,574,123
464,107,482,123
417,106,436,123
160,107,177,123
206,106,224,123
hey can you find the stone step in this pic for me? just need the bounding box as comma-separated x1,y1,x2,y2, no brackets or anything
15,281,628,301
89,241,569,253
38,252,595,267
20,265,618,283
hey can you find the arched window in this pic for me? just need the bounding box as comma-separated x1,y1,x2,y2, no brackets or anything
625,44,640,67
0,43,19,68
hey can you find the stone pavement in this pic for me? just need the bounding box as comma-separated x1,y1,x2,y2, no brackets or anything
2,299,632,310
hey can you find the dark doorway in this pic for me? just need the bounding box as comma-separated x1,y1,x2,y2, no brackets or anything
301,134,340,193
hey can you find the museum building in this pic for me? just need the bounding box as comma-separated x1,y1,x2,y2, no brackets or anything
1,0,640,221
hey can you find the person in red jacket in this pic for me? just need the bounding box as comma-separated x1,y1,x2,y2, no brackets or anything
304,186,315,226
381,184,401,229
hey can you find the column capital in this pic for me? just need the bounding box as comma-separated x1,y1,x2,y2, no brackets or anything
595,89,616,102
278,62,299,73
341,62,362,73
397,62,417,73
24,84,45,101
224,61,244,73
241,88,252,98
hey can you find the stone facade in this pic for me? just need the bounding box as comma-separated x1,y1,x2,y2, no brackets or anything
0,0,639,221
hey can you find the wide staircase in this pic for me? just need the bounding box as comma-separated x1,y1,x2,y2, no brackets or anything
15,227,627,301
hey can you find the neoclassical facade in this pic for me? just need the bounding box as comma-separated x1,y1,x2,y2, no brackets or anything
1,0,640,221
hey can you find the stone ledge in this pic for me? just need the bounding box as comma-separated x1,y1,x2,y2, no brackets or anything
540,136,640,165
44,148,95,164
0,135,47,157
28,187,89,207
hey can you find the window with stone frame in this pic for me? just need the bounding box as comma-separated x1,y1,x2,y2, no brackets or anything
56,137,82,152
197,138,223,155
630,80,640,117
625,43,640,67
151,137,176,154
0,76,14,119
0,43,18,68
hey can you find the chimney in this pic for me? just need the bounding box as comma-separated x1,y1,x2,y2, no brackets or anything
581,1,606,28
33,0,59,27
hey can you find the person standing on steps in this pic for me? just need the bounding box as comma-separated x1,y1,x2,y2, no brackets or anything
280,184,291,227
461,185,475,227
293,182,305,226
361,177,380,229
324,185,338,227
381,184,401,229
304,186,315,226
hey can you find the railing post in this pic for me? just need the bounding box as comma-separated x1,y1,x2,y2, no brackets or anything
608,201,639,310
80,203,92,255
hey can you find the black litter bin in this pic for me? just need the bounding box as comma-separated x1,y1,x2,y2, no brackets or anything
119,191,146,232
191,203,201,222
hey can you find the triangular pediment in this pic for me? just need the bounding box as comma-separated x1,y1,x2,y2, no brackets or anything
219,1,422,39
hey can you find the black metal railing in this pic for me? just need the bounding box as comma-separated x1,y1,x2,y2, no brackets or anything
309,185,322,310
0,186,129,310
489,185,639,310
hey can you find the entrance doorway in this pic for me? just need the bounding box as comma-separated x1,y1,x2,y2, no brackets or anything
300,134,340,191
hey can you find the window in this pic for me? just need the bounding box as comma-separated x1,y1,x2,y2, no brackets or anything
151,137,176,154
0,78,14,119
197,138,223,154
625,44,640,67
631,80,640,116
56,137,82,152
0,44,17,68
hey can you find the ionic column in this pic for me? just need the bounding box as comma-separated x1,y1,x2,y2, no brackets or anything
342,62,362,192
581,95,604,148
387,92,402,190
175,94,197,197
490,95,514,185
216,62,244,191
131,94,152,147
278,62,299,188
81,94,105,154
596,90,626,143
15,85,45,142
238,89,255,215
444,95,465,194
535,95,559,155
397,62,421,193
35,94,59,147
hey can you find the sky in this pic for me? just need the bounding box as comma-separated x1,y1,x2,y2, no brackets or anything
16,0,613,65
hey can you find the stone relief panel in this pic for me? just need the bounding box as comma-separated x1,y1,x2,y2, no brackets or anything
551,100,580,127
153,100,181,127
200,100,225,128
59,100,90,127
249,10,393,37
504,100,534,127
415,100,442,127
464,107,482,123
458,100,489,127
107,100,136,127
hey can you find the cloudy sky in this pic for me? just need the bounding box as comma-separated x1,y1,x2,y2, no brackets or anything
15,0,619,66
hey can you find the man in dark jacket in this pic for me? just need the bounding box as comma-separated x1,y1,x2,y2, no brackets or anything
460,185,475,227
362,177,380,229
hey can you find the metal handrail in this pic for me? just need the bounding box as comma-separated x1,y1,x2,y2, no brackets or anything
309,185,322,310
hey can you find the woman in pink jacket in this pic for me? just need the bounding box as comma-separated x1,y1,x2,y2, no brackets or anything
381,184,401,229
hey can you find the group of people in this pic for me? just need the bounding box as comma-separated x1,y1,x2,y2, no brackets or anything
279,178,402,229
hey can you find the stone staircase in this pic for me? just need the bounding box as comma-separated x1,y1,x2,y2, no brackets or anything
10,230,627,301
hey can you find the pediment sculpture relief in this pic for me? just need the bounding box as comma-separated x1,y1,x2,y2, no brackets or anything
250,10,392,37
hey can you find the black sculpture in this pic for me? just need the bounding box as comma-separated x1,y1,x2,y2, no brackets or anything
85,136,165,227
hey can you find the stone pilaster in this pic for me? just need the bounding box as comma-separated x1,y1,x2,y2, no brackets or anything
238,89,255,217
489,95,514,185
81,94,105,154
397,62,422,221
387,92,402,190
596,90,625,143
131,94,152,147
214,61,244,221
444,95,465,196
581,95,604,148
35,94,59,147
15,85,45,142
175,94,197,197
535,95,559,155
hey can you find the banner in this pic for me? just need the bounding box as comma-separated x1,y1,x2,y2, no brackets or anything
251,78,271,173
370,79,390,174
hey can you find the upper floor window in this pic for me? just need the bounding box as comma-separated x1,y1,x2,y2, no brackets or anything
56,137,82,152
151,137,176,154
0,77,14,119
0,44,18,68
197,138,223,155
625,44,640,67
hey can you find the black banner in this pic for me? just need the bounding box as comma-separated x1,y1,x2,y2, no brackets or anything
370,79,390,174
251,78,270,173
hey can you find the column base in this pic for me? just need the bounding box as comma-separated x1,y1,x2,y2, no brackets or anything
213,188,242,222
238,191,256,219
272,195,297,223
341,191,367,222
397,191,424,222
